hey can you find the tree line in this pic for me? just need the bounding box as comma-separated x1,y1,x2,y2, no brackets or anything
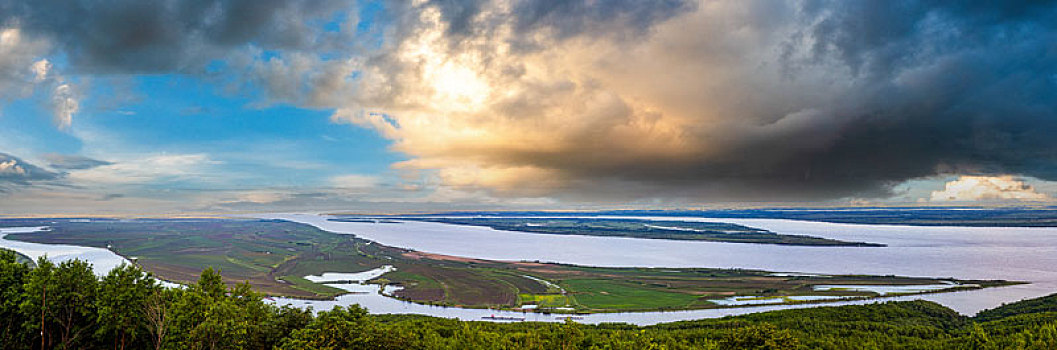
2,250,1056,349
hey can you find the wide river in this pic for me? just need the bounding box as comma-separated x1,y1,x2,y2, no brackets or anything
5,214,1057,325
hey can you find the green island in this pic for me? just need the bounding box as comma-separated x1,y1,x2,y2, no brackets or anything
435,208,1057,227
1,249,1056,349
3,219,1014,313
348,217,885,246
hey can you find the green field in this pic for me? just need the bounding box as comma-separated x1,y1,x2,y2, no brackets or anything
3,219,385,297
560,279,705,310
363,217,884,246
277,275,348,297
519,293,569,307
2,218,1018,312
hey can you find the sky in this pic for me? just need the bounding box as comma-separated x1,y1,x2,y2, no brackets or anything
1,0,1057,215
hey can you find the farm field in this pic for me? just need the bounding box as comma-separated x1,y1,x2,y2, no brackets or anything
2,218,1015,312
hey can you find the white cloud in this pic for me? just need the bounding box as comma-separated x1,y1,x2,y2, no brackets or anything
0,159,27,176
330,174,379,189
67,154,218,185
225,190,291,204
50,83,78,129
929,176,1051,202
30,58,50,82
0,27,50,98
0,27,80,130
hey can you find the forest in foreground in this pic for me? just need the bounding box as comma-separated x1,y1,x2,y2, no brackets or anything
2,250,1057,349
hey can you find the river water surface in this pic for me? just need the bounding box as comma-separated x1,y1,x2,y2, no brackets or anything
259,214,1057,320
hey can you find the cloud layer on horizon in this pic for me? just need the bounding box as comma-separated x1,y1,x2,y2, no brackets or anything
2,0,1057,208
930,176,1050,202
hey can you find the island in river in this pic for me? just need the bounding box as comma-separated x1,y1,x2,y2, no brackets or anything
331,217,885,246
386,207,1057,227
1,218,1016,313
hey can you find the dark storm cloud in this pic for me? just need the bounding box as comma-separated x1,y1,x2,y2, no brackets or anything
800,0,1057,76
0,0,349,72
742,0,1057,198
426,0,486,36
5,0,1057,203
358,0,1057,202
421,0,693,42
510,0,691,39
43,153,112,170
608,0,1057,200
